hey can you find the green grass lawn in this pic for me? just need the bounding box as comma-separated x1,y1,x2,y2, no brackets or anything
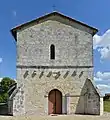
104,100,110,112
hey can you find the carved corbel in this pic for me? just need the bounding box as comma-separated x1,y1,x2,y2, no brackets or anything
23,71,29,79
71,71,77,77
39,71,44,78
54,71,60,80
47,71,52,77
79,71,84,78
31,71,37,78
63,71,69,78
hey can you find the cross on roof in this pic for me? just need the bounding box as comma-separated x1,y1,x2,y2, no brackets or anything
52,4,56,11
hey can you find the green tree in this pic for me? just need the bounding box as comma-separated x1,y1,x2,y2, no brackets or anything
0,95,4,103
0,77,16,102
1,77,16,92
0,93,8,103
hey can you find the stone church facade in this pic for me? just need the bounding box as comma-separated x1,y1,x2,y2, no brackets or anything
9,12,103,116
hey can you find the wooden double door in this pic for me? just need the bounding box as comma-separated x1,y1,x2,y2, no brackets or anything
48,89,62,114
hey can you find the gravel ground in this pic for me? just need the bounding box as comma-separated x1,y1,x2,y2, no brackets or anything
0,112,110,120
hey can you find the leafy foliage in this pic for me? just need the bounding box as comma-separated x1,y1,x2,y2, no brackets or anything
0,77,16,103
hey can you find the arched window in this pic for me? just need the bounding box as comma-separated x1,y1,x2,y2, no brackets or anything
50,44,55,59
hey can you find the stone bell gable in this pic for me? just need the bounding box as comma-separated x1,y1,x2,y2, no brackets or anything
10,12,103,116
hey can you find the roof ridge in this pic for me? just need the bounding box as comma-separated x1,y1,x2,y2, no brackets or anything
11,11,98,41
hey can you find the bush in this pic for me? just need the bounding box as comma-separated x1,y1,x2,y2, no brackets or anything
0,77,16,103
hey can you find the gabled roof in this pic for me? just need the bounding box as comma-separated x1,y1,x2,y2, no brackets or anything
87,78,104,97
11,11,98,41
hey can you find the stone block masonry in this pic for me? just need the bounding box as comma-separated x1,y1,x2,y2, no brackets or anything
10,12,103,116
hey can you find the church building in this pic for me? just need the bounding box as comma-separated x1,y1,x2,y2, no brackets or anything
9,12,103,116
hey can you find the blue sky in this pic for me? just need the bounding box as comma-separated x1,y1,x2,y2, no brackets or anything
0,0,110,95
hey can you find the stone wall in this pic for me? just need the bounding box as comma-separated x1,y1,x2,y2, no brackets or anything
8,84,25,116
17,16,93,67
15,68,93,115
12,14,103,116
12,68,102,115
75,79,101,115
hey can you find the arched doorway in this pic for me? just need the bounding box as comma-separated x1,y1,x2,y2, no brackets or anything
48,89,62,114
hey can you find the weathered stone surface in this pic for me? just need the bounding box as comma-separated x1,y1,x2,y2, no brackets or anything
17,19,93,67
11,13,103,116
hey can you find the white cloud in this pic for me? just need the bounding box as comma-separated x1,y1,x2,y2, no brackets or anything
93,34,102,49
94,71,110,81
93,29,110,60
96,84,110,95
98,46,110,60
0,58,2,63
93,30,110,49
97,84,110,91
94,77,102,81
0,78,2,82
12,10,17,17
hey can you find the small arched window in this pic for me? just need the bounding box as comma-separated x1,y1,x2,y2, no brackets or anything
50,44,55,59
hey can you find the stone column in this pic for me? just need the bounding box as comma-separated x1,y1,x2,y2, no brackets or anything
44,96,48,115
67,96,70,114
62,96,66,114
